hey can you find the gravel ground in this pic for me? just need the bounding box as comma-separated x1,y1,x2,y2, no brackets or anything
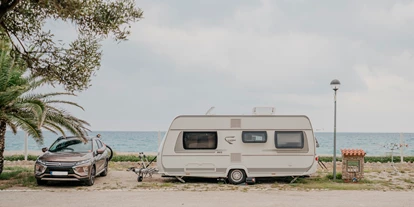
1,160,413,206
4,160,413,191
1,160,414,191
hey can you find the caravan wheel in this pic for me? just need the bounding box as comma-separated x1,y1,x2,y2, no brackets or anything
228,169,246,185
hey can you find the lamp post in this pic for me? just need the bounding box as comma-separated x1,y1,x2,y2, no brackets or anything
330,79,341,181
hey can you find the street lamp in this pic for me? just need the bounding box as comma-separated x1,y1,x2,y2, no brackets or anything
330,79,341,181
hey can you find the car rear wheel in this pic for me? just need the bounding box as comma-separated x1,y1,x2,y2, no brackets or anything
100,160,108,177
36,179,47,186
85,166,96,186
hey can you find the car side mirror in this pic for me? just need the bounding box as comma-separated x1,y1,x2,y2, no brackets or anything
42,147,48,153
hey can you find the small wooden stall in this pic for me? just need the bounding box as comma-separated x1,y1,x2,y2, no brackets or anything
341,149,366,182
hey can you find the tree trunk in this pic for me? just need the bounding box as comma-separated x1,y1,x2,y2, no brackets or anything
0,121,6,175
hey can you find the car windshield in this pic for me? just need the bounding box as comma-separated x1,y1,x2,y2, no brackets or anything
49,138,92,153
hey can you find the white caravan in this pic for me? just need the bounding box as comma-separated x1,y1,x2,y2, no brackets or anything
157,114,319,184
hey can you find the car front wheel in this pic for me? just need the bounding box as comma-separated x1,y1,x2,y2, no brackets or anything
85,166,96,186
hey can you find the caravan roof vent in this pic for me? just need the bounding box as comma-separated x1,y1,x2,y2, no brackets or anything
252,107,275,115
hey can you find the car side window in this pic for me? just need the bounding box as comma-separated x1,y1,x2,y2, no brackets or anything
96,140,103,149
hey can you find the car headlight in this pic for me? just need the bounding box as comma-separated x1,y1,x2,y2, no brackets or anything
73,159,92,176
36,159,47,165
35,160,47,175
75,159,91,166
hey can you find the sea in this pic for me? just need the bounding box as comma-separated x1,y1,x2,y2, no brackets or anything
4,131,414,156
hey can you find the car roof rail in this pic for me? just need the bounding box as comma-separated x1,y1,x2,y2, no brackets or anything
57,136,66,140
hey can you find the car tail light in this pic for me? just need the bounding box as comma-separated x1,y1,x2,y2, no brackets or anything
315,156,319,161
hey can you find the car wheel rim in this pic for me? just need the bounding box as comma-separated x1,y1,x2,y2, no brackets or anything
231,170,243,182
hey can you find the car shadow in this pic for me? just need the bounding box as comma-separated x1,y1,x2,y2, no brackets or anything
41,181,87,187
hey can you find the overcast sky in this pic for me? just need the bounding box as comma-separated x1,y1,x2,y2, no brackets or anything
44,0,414,132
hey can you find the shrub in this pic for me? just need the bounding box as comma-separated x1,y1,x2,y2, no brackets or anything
326,173,342,180
110,154,157,162
4,154,158,162
318,156,414,163
4,154,412,163
319,157,342,162
4,155,38,161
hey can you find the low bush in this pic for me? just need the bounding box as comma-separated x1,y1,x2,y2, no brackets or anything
319,156,414,163
3,154,412,163
326,173,342,180
4,155,37,161
4,154,157,162
111,154,157,162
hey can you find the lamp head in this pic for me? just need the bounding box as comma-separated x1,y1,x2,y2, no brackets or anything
330,79,341,91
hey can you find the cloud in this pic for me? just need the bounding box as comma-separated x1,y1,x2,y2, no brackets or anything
360,1,414,27
119,0,414,132
131,2,368,96
37,0,414,132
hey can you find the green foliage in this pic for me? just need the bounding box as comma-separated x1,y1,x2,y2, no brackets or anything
326,173,342,180
285,175,379,190
319,157,342,162
4,154,157,162
0,166,31,180
0,0,143,91
0,166,36,189
4,154,37,161
319,156,414,163
0,38,91,174
366,157,397,163
111,154,157,162
0,38,91,144
5,154,414,163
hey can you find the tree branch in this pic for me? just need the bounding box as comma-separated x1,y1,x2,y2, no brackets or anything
0,21,27,54
0,0,21,22
0,22,20,52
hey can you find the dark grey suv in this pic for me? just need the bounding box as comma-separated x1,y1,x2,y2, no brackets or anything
34,136,112,186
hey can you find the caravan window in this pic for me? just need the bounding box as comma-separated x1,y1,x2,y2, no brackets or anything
183,132,218,150
242,131,267,143
274,131,304,149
